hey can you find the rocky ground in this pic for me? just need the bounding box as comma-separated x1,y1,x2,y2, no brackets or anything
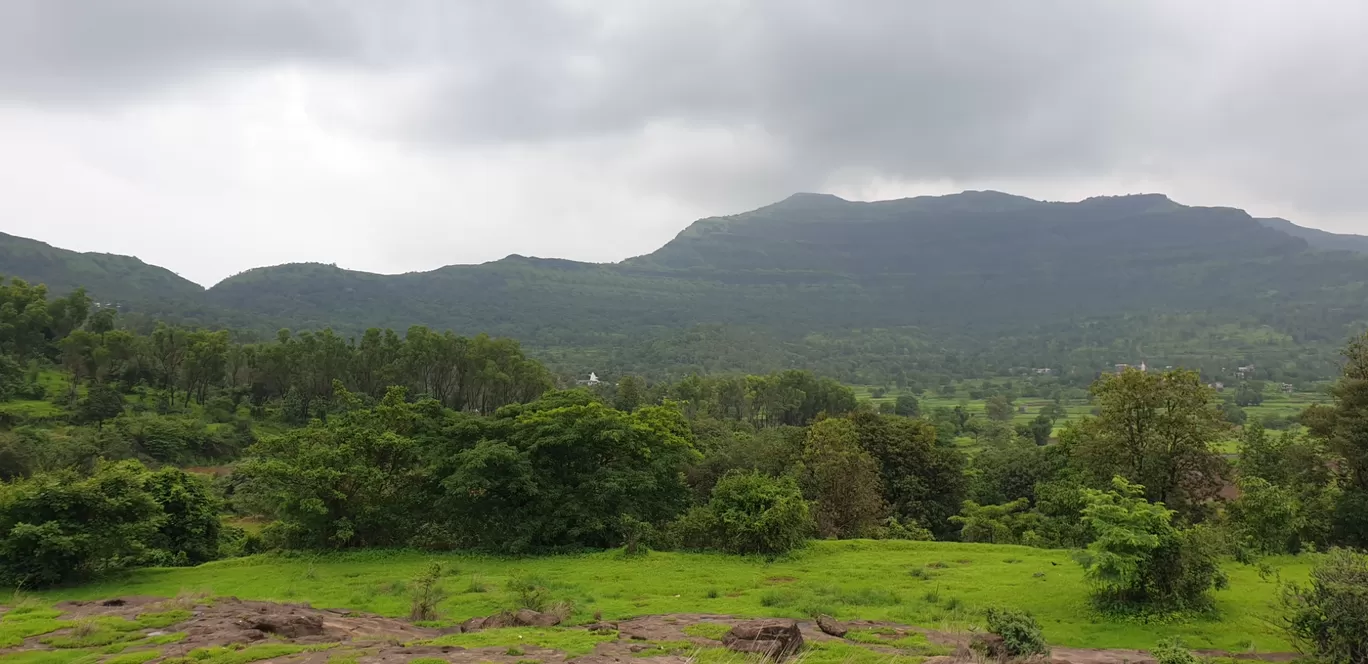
0,596,1295,664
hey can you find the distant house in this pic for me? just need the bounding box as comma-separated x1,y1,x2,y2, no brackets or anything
576,372,603,387
1032,368,1053,375
1236,364,1256,377
1281,383,1295,393
1208,381,1225,391
1114,363,1130,374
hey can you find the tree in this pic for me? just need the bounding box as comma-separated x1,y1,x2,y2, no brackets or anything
1281,548,1368,664
436,396,700,552
143,467,223,565
894,394,921,417
986,394,1015,422
849,411,967,538
1074,477,1228,611
673,470,813,556
951,499,1037,544
77,381,126,428
0,460,162,588
614,375,644,412
1070,369,1228,520
1305,332,1368,546
800,419,886,539
1026,413,1054,446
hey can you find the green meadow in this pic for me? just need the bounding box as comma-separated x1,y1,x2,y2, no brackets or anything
26,540,1308,654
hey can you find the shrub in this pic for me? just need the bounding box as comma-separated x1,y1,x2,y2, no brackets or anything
506,574,551,612
1281,548,1368,664
408,562,448,621
1074,477,1228,612
1150,638,1201,664
982,607,1049,660
671,470,813,556
0,460,162,588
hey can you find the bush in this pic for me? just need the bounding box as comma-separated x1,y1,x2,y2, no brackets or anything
409,562,449,621
0,460,162,587
1281,548,1368,664
982,607,1049,660
672,470,813,556
1150,638,1201,664
1074,477,1228,612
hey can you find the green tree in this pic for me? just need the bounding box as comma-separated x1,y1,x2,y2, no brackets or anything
951,498,1037,544
849,411,967,538
986,394,1015,422
894,394,921,417
614,375,645,412
143,467,223,565
1074,477,1228,611
437,396,699,552
1305,332,1368,546
800,419,886,539
0,460,162,588
77,381,126,428
1026,412,1054,446
1281,548,1368,664
673,470,813,556
1070,369,1229,520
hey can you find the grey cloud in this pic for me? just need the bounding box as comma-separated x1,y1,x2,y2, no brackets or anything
0,0,361,103
2,0,1366,226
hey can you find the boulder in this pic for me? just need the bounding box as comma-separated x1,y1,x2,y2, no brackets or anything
460,610,562,632
815,615,847,638
723,619,804,659
237,613,324,638
514,609,562,627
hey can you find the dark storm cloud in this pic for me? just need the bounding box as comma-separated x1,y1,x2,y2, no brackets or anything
1,0,1365,226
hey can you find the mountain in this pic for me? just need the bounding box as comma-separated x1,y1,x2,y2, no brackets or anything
7,192,1368,383
0,231,204,305
1256,217,1368,253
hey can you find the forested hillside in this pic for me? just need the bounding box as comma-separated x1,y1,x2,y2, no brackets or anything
8,192,1368,383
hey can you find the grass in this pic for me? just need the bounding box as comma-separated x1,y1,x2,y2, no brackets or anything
425,627,615,657
163,644,314,664
103,651,161,664
12,540,1311,653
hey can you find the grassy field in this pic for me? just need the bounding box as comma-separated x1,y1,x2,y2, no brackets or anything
24,540,1308,654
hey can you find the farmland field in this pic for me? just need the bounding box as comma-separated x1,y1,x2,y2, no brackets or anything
23,540,1308,654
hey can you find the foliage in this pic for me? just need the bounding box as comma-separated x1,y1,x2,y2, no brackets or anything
952,499,1037,545
673,470,813,556
800,419,887,539
848,411,966,538
142,467,223,566
408,562,449,621
1280,548,1368,664
0,460,162,587
982,607,1049,660
1070,369,1229,520
1074,477,1228,612
1150,638,1201,664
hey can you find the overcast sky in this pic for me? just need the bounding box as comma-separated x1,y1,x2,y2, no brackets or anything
1,0,1365,287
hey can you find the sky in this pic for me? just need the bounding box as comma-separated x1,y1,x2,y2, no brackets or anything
1,0,1365,287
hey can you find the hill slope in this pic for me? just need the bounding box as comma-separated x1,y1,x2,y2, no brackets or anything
7,192,1368,382
0,231,204,305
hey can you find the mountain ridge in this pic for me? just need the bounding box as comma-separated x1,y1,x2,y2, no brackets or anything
6,190,1368,382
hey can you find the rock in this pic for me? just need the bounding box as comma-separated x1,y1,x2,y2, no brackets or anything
238,613,325,638
514,609,562,627
585,622,619,634
460,617,487,632
971,633,1007,661
815,615,847,638
723,619,804,659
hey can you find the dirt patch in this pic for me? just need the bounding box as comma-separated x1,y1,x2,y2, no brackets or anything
4,598,1297,664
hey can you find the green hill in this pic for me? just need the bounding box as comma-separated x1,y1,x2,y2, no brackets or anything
0,231,204,305
8,192,1368,382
